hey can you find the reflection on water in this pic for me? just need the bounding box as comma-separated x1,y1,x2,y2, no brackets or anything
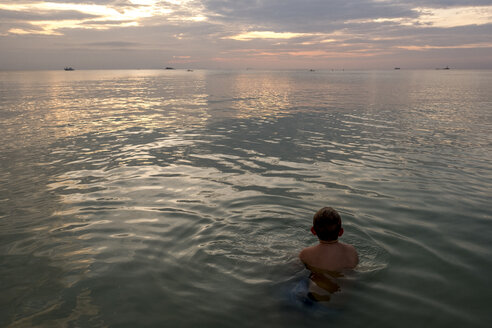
1,69,491,327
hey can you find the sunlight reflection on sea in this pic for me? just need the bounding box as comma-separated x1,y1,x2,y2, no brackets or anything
1,69,491,327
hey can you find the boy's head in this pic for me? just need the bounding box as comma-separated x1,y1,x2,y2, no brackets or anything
312,207,343,241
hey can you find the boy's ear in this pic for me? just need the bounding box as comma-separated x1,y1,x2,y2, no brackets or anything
338,227,344,237
310,226,317,235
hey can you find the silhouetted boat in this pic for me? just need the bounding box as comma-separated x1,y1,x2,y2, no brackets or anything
165,67,175,70
394,67,401,70
64,67,74,71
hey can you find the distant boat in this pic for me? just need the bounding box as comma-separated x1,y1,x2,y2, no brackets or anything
165,67,175,70
64,67,74,71
436,66,450,70
394,67,401,70
309,69,315,72
187,69,194,72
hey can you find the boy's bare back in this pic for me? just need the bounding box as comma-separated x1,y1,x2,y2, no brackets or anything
299,207,358,272
299,242,358,272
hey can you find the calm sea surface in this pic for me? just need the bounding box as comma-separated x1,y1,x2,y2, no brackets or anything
1,69,491,327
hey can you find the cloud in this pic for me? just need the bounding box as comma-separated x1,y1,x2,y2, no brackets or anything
202,0,417,30
0,1,175,35
413,6,492,27
0,8,100,21
82,40,142,47
203,1,492,34
226,31,310,41
0,0,491,69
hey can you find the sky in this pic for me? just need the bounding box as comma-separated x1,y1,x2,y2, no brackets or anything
0,0,491,70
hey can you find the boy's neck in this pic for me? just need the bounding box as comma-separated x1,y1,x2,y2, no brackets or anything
319,239,338,245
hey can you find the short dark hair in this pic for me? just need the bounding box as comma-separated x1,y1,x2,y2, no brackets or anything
313,207,341,241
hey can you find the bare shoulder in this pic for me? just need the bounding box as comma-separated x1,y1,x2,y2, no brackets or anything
299,246,315,262
343,243,357,253
342,243,359,266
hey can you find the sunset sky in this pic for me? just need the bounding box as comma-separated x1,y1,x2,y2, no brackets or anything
1,0,491,70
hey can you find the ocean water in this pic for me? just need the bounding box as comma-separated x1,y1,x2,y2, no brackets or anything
0,69,491,327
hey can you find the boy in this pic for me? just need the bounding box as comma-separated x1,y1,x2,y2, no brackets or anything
299,207,358,272
298,207,358,302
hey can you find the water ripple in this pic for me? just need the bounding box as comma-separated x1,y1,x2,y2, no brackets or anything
1,70,491,328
